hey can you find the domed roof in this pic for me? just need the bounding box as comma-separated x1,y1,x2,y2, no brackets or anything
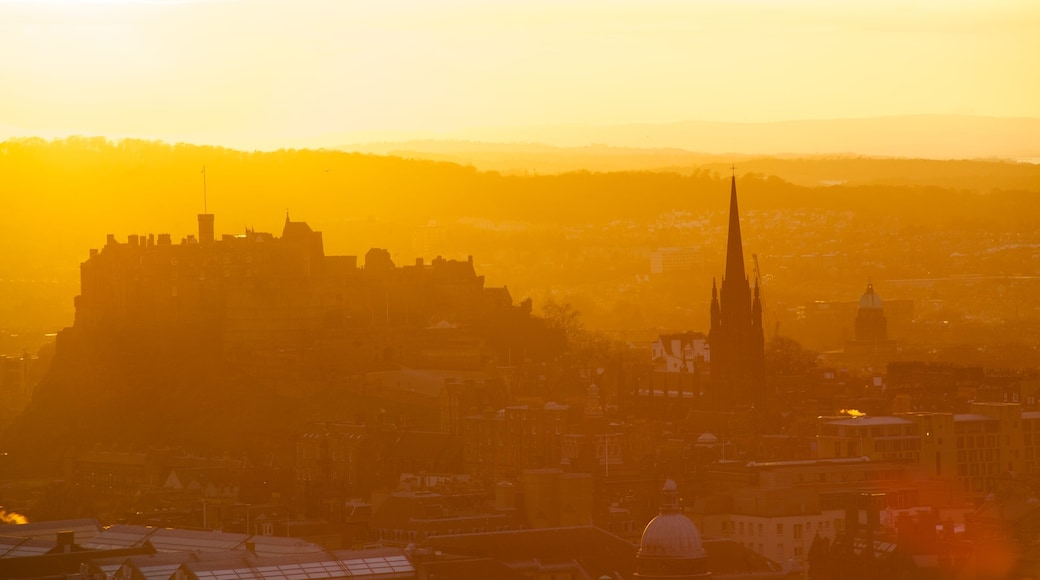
696,432,718,445
638,480,707,560
859,283,883,310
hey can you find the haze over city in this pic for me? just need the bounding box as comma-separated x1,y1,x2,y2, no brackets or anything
1,1,1040,579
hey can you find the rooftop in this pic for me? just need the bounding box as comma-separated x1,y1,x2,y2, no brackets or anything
822,416,914,427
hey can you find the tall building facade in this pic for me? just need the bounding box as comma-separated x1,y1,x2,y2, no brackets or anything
709,175,765,403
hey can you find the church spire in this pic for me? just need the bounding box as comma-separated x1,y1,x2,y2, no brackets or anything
724,173,746,284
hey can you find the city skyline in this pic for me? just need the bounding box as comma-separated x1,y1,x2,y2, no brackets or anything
2,2,1040,577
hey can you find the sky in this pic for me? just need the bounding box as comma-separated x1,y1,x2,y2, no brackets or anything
0,0,1038,149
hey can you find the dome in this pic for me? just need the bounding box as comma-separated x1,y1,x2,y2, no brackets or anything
638,480,707,560
695,432,718,445
859,283,883,310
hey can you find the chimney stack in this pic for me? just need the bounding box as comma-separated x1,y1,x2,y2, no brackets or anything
56,530,74,552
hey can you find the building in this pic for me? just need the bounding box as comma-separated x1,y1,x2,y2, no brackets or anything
709,175,765,405
67,450,165,500
0,352,36,411
461,401,573,480
819,402,1040,499
0,522,331,580
902,402,1040,497
816,415,921,462
72,214,519,351
651,247,703,275
635,479,711,579
60,212,545,404
689,457,948,570
638,479,795,579
651,331,710,373
370,488,522,546
841,283,898,368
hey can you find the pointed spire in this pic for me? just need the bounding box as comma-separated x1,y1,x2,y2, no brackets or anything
712,277,718,299
724,173,746,284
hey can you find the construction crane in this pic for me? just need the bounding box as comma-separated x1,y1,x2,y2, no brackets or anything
752,254,779,339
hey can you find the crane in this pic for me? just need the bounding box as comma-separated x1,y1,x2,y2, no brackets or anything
752,253,778,339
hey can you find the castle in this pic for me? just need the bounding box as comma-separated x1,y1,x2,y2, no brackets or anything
68,212,533,374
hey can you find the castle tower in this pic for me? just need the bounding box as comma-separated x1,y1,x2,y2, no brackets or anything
635,480,711,579
198,213,214,244
708,175,765,404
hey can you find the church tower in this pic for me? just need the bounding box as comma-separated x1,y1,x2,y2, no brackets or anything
708,174,765,404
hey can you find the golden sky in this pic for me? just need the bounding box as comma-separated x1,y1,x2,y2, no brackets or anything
1,0,1037,149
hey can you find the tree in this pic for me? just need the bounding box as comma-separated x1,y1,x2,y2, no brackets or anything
541,298,584,346
765,335,817,376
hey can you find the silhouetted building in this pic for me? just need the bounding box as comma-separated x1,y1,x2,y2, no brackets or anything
709,176,765,404
0,352,36,411
840,283,898,368
67,214,530,382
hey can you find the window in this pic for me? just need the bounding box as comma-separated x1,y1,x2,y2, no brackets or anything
777,523,784,536
794,524,803,540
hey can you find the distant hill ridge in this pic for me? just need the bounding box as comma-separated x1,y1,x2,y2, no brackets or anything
334,115,1040,164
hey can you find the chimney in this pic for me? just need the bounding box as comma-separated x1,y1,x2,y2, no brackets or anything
56,530,74,552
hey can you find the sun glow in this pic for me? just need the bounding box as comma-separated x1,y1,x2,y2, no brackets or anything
0,0,1037,148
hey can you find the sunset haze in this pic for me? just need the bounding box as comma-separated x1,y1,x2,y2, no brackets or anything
1,0,1038,150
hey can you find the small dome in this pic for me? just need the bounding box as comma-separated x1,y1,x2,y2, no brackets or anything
638,480,707,559
696,432,718,445
859,283,883,310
